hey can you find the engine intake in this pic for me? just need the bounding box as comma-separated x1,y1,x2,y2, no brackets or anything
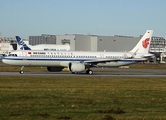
68,62,85,72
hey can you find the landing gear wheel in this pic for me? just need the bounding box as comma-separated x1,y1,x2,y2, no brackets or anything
88,70,93,75
20,70,24,74
86,70,93,75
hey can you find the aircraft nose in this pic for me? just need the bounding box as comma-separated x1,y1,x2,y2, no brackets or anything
2,59,6,63
2,58,8,64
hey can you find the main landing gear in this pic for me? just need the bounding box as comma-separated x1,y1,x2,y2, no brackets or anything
86,69,93,75
71,70,93,75
20,66,24,74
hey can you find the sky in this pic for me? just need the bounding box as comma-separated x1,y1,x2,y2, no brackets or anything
0,0,166,39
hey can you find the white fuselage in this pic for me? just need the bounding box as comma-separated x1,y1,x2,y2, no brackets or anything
2,50,147,67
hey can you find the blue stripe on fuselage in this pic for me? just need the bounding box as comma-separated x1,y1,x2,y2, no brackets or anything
2,57,145,63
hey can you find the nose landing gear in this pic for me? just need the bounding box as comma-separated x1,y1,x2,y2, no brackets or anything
20,66,24,74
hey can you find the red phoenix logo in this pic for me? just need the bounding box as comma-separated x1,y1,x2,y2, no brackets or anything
142,38,150,48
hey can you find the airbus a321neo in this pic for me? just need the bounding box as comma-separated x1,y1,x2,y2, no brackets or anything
3,30,153,74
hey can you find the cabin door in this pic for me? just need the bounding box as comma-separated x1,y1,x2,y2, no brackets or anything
22,51,27,60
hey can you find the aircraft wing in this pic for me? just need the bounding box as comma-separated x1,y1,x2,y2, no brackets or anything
84,59,120,64
83,57,148,65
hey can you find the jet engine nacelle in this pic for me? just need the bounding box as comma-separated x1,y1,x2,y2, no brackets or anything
68,62,85,72
47,67,64,72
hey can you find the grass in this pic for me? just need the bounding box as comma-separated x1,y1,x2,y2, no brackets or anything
129,63,166,69
0,76,166,120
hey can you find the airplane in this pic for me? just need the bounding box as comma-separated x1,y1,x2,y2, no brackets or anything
16,36,70,51
2,30,153,74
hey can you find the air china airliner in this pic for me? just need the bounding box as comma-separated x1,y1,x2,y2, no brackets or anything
16,36,70,51
3,30,153,74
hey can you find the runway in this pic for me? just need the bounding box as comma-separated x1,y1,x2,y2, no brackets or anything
0,68,166,77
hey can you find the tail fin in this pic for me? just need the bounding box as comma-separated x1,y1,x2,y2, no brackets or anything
15,36,31,50
130,30,153,54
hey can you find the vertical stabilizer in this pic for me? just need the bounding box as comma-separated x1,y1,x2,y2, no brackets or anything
130,30,153,54
15,36,31,50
